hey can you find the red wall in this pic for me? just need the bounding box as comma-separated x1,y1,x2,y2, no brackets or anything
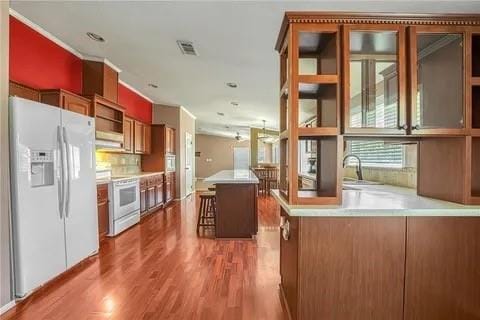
9,16,153,124
9,16,82,94
118,83,152,124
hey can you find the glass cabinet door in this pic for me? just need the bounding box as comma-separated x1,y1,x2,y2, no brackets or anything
344,26,406,134
411,28,465,132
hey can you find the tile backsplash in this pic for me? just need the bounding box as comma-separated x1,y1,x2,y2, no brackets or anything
344,166,417,189
96,152,141,176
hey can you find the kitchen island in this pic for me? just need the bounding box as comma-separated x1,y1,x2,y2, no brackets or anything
272,186,480,320
204,170,259,238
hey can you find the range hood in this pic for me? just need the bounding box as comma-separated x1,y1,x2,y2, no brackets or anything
95,130,124,152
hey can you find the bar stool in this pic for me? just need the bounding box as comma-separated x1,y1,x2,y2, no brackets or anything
197,192,216,234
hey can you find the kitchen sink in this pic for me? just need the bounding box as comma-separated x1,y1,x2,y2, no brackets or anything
342,178,383,186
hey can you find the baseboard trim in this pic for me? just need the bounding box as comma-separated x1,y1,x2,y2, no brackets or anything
0,300,16,315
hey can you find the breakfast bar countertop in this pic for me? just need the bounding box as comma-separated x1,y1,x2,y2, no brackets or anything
204,170,259,184
272,184,480,217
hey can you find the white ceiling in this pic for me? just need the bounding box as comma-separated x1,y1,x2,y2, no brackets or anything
10,0,480,138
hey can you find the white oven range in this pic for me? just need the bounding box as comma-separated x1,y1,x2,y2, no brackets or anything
108,176,140,236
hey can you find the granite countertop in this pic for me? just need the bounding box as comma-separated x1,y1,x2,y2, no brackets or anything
204,170,259,184
272,184,480,217
96,171,165,185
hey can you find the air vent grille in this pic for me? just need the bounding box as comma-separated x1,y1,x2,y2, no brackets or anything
177,40,198,56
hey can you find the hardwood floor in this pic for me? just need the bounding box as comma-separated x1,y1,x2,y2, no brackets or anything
2,194,286,320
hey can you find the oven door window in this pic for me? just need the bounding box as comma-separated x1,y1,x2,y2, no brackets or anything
119,186,137,206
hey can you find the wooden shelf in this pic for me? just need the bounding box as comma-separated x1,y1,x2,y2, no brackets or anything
298,74,338,84
472,77,480,86
97,114,123,124
298,127,338,136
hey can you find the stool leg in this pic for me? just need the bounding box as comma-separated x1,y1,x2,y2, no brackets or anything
197,198,204,234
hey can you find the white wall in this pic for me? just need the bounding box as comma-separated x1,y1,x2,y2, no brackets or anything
1,0,13,310
179,107,195,198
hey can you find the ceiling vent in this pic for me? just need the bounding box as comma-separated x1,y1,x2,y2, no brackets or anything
177,40,198,56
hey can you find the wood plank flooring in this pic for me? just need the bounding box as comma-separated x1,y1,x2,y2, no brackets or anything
2,194,286,320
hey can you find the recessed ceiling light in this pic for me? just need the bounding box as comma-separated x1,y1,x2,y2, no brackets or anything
226,82,238,88
217,112,225,116
86,32,105,42
231,102,239,107
148,83,158,88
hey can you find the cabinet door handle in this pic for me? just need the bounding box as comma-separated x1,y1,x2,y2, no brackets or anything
279,216,290,241
398,124,408,130
411,125,420,130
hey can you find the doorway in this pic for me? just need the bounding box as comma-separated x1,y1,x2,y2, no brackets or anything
233,147,250,170
185,132,193,196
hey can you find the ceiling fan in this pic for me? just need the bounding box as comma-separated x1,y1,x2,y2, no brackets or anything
235,131,247,142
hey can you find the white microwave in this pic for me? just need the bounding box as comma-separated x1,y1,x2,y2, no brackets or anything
166,155,176,172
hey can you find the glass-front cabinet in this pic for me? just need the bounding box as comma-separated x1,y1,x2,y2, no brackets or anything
410,27,466,134
276,14,479,205
344,26,406,135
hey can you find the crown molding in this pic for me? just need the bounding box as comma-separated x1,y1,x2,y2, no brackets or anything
118,79,153,103
9,8,84,59
181,106,196,120
276,11,480,51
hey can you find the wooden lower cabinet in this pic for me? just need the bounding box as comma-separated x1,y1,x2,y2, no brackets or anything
147,186,156,210
165,172,175,205
280,213,480,320
140,188,147,214
404,217,480,320
140,173,165,216
96,184,109,241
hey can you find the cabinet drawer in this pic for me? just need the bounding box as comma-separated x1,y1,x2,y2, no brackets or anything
97,184,108,202
140,178,148,189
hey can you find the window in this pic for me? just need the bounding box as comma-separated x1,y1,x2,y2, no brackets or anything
347,141,404,168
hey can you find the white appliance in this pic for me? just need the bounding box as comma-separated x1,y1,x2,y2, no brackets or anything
108,177,140,236
9,97,98,298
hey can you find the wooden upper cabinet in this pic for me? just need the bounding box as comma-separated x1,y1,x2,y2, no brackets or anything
409,26,467,135
9,81,40,101
166,127,176,154
134,120,145,154
82,60,119,103
343,25,407,135
123,117,134,153
144,124,151,155
40,89,91,116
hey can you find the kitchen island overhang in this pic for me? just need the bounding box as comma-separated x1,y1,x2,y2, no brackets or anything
204,170,259,239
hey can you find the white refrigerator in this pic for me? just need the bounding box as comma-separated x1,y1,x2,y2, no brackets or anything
9,97,99,297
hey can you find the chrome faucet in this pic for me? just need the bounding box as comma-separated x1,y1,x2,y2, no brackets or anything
343,154,363,181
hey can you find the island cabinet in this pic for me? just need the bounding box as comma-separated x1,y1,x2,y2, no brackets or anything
404,217,480,319
279,210,480,320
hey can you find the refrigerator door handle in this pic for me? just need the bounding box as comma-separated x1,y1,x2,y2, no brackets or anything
63,127,72,218
57,126,65,219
